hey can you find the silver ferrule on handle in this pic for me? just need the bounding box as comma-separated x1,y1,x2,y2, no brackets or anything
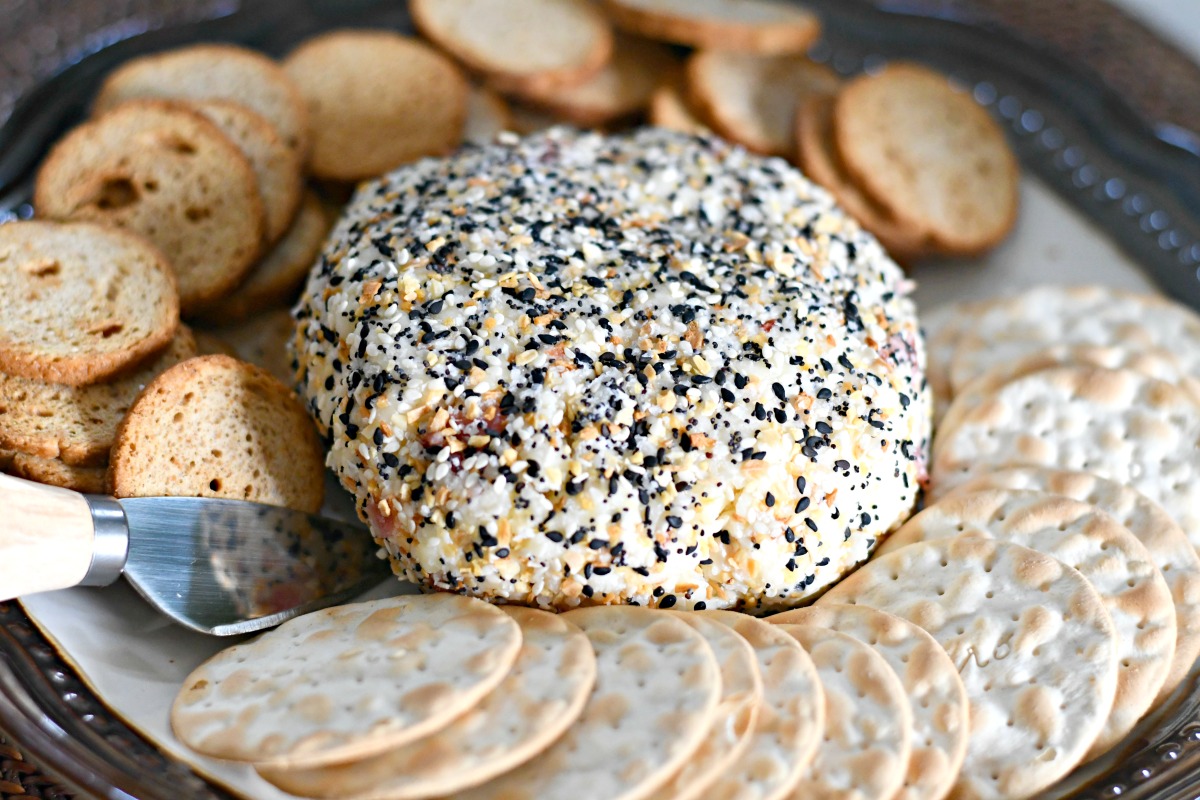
82,495,129,586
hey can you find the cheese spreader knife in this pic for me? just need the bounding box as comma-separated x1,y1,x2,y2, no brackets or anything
0,474,394,635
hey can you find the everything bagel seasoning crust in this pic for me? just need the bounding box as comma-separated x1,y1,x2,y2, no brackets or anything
294,127,929,611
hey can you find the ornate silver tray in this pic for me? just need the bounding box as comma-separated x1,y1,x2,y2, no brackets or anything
1,0,1200,797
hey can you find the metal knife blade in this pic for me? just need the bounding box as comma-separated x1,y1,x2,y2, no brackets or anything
117,497,394,636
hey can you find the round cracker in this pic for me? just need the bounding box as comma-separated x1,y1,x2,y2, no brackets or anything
821,536,1119,800
930,365,1200,554
602,0,821,55
779,624,913,800
283,31,468,182
773,604,969,800
946,284,1200,397
509,36,678,127
0,220,179,386
171,594,522,767
701,611,824,800
92,43,311,159
687,50,840,157
109,354,324,513
648,612,763,800
257,606,595,799
35,100,266,313
2,450,107,494
921,300,989,428
0,326,197,467
456,606,720,800
464,86,514,144
411,0,612,95
192,99,303,244
878,488,1176,757
795,95,930,264
947,466,1200,706
935,343,1189,462
834,63,1018,255
196,191,329,325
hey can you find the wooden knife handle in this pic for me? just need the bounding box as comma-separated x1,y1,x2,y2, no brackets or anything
0,474,97,601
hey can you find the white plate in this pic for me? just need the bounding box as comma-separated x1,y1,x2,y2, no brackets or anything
18,176,1158,799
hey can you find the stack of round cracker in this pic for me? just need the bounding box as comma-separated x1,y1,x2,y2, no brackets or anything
875,281,1200,789
175,591,973,800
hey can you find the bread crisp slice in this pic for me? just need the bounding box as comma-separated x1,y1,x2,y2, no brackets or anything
795,94,930,263
507,36,678,127
195,191,329,325
506,103,565,135
0,220,179,386
834,62,1019,255
648,81,709,135
205,308,298,388
412,0,613,94
602,0,820,54
0,327,197,467
192,99,303,244
688,50,840,157
2,450,108,494
463,86,514,144
93,43,311,160
35,100,266,313
109,354,325,513
284,30,468,182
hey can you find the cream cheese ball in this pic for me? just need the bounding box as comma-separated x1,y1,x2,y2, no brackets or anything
294,127,929,612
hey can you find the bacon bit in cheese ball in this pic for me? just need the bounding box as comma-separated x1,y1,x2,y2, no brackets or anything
293,127,930,612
